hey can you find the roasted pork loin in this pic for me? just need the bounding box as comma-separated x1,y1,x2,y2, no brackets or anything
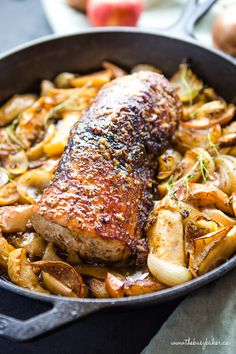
31,71,182,263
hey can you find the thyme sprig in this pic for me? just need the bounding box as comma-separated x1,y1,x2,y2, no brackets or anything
166,155,210,203
207,132,221,157
1,118,25,149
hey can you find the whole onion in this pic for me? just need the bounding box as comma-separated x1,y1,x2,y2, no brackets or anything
212,4,236,57
67,0,86,12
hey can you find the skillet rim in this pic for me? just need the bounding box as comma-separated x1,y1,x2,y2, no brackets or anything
0,27,235,305
0,26,236,66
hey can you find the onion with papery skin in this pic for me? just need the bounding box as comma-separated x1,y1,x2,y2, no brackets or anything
212,4,236,57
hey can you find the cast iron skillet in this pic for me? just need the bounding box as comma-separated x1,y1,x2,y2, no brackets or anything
0,0,236,341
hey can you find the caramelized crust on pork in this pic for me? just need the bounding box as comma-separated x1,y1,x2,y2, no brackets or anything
32,71,182,263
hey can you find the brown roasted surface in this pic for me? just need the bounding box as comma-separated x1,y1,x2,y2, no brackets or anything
32,71,182,262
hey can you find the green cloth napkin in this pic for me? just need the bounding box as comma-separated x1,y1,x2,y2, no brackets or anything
143,269,236,354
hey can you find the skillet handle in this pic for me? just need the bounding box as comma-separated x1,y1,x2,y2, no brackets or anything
0,299,105,341
163,0,218,39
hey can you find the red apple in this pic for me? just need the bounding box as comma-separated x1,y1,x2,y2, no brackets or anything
87,0,143,27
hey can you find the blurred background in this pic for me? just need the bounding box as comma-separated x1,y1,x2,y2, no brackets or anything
0,0,236,57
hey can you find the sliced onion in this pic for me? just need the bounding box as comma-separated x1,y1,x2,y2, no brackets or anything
232,192,236,218
215,155,236,195
16,169,52,204
195,100,226,119
210,104,235,126
189,226,232,277
175,183,233,215
8,231,46,259
44,112,79,156
102,61,127,78
0,182,20,206
170,64,203,102
70,70,112,88
218,133,236,148
0,94,36,127
0,233,15,268
0,205,33,233
54,72,76,88
157,149,182,180
26,124,56,160
201,208,236,226
182,117,210,130
8,248,48,293
131,64,162,74
5,150,28,175
0,168,9,187
40,80,55,96
147,253,192,287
